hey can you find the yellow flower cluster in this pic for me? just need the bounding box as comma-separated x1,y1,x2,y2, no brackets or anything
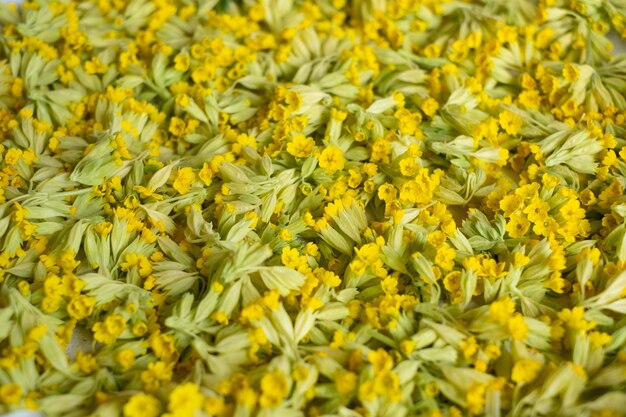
0,0,625,416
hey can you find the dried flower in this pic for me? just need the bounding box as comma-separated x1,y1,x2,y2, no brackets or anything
0,0,625,416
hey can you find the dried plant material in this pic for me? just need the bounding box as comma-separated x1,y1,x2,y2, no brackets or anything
0,0,626,416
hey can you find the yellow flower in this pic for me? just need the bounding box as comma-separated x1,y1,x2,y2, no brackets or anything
198,163,214,186
279,228,292,241
562,64,579,82
505,212,530,238
134,185,164,200
519,89,541,109
358,380,377,402
499,194,523,217
169,117,186,136
124,394,161,417
434,245,456,270
168,382,204,415
498,110,523,135
508,314,528,341
374,370,402,402
12,202,28,223
511,359,542,384
260,370,289,408
460,336,478,360
478,258,507,281
377,183,397,202
399,168,439,205
443,271,462,302
545,272,566,293
557,307,596,332
240,304,265,323
589,331,612,348
368,348,393,373
561,98,579,117
1,0,624,413
318,145,345,172
4,148,22,165
371,139,392,162
116,349,136,370
287,134,315,157
292,366,309,381
27,324,47,341
174,54,190,72
523,197,550,223
399,157,420,176
75,351,99,374
306,297,324,310
0,383,22,404
420,97,439,116
398,113,419,135
149,331,178,363
92,314,126,344
85,57,108,74
466,383,485,415
66,295,95,320
489,296,515,324
204,396,225,415
172,167,196,194
335,372,357,395
318,269,341,288
356,243,381,264
93,221,113,236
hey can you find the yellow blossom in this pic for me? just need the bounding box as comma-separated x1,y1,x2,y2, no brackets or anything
318,145,345,172
124,394,161,417
511,359,542,384
172,167,196,194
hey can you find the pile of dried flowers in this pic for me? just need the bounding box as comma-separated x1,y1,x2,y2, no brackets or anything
0,0,626,416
